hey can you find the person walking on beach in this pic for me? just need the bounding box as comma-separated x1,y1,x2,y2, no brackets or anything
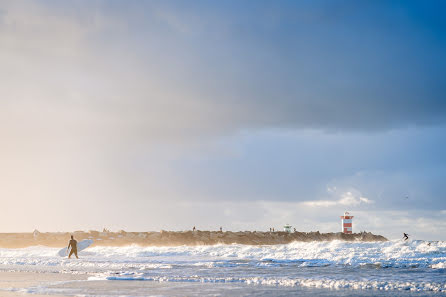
403,233,409,241
67,235,78,259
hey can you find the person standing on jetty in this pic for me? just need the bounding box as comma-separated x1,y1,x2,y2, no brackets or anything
67,235,78,259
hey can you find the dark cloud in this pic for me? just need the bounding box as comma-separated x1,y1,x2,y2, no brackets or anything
2,1,446,136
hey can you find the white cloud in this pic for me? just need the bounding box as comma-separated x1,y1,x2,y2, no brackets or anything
302,191,374,208
359,197,373,204
301,200,337,207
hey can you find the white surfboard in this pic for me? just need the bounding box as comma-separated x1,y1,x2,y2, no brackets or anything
58,239,94,257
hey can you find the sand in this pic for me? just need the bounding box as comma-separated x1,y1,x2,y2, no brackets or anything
0,271,87,297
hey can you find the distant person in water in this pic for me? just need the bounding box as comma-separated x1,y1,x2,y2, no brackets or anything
67,235,78,259
193,226,196,232
403,233,409,241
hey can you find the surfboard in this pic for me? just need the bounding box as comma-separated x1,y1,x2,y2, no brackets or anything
58,239,94,257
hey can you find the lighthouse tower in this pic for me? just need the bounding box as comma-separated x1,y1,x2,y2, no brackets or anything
340,211,354,234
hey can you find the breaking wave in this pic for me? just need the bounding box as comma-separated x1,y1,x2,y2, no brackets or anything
0,240,445,293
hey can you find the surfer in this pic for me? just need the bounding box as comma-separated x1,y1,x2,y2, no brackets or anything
403,233,409,241
67,235,78,259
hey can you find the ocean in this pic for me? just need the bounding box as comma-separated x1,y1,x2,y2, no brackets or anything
0,240,445,296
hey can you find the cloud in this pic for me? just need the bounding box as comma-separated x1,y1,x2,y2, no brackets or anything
0,1,445,141
302,191,374,208
0,1,445,237
359,197,373,204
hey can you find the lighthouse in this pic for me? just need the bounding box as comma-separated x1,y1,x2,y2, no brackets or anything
340,211,354,234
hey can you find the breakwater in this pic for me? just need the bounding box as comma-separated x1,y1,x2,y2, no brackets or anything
0,230,387,248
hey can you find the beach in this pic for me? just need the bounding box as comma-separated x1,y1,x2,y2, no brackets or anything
0,271,84,297
2,0,445,296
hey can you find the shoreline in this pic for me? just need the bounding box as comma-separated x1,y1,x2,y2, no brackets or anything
0,230,387,248
0,271,87,297
0,269,441,297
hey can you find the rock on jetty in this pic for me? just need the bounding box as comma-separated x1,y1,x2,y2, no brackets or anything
0,230,387,248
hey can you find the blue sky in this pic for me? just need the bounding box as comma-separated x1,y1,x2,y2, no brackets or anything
0,1,445,239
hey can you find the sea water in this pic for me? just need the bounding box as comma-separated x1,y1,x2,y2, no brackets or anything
0,240,445,296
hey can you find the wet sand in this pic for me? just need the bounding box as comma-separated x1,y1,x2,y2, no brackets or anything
0,271,87,297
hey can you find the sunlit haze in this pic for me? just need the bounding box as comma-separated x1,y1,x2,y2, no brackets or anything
1,1,445,240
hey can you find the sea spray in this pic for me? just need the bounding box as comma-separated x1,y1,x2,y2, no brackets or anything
0,240,444,293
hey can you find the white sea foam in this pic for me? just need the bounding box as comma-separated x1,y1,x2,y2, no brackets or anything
432,262,446,269
1,240,444,268
0,240,445,293
87,273,446,292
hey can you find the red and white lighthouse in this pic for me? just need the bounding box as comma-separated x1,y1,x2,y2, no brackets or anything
340,211,354,234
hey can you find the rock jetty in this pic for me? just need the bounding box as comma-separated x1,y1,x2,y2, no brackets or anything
0,230,387,248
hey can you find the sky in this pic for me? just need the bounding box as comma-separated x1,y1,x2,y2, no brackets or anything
0,0,445,240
